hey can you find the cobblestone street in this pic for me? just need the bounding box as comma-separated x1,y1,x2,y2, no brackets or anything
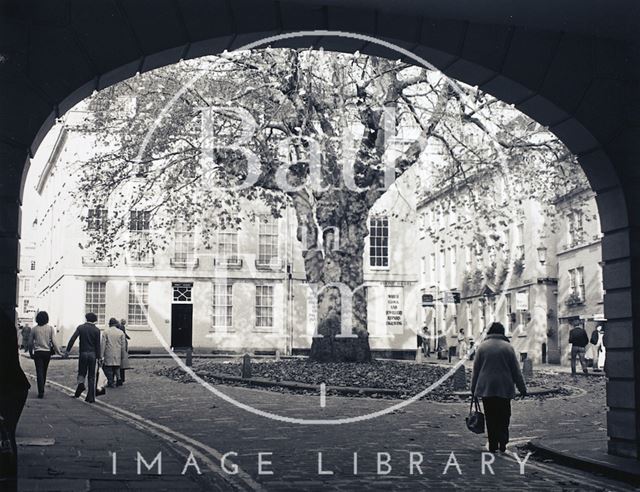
14,356,633,491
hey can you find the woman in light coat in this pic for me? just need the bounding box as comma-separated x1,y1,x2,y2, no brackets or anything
101,318,127,387
471,322,527,453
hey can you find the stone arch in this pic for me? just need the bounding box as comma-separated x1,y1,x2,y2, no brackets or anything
1,1,638,459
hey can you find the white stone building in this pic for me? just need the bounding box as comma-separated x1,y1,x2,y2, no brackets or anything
17,241,37,326
28,107,420,358
414,173,560,363
553,187,604,364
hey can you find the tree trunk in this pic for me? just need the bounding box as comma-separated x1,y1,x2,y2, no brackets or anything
293,191,374,362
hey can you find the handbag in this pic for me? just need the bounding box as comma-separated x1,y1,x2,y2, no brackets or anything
465,397,485,434
49,325,56,355
96,365,108,396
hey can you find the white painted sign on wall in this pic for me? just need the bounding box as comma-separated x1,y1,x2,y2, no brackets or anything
515,291,529,311
385,287,404,334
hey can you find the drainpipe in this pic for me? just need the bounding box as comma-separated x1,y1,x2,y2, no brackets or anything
284,205,293,356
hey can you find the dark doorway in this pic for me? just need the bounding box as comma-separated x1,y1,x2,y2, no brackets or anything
171,303,193,348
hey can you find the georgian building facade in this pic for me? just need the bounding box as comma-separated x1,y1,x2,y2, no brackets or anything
553,187,604,364
411,170,602,365
27,107,419,357
29,109,308,354
25,103,600,364
415,182,560,364
17,241,37,326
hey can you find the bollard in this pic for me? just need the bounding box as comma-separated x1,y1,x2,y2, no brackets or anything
448,346,456,363
522,358,533,380
453,365,467,391
241,353,252,379
415,349,424,363
186,348,193,367
275,350,281,362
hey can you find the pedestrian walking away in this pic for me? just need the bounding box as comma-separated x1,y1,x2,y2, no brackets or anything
65,313,101,403
470,322,527,453
28,311,62,398
117,318,131,384
20,324,31,353
102,318,127,388
569,322,589,375
0,311,30,486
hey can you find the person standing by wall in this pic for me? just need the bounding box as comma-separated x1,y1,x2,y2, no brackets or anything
0,312,30,487
27,311,62,398
436,330,448,359
457,328,468,359
471,322,527,453
64,313,101,403
569,322,589,375
593,324,606,371
101,319,126,388
421,325,431,357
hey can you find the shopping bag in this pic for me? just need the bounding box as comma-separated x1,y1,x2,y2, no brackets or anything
465,397,485,434
96,366,107,395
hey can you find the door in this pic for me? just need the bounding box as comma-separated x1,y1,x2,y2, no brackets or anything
171,303,193,348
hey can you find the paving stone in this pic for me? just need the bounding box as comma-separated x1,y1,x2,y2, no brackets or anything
16,357,635,491
15,370,231,491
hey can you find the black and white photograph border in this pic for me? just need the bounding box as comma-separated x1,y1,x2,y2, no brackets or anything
1,1,639,491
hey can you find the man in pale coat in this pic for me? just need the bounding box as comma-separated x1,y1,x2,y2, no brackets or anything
101,318,127,388
471,322,527,453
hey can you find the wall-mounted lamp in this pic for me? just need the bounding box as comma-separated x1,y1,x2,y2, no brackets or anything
537,246,548,265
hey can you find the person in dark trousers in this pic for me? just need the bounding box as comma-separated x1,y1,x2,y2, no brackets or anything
569,323,589,375
101,318,126,388
28,311,62,398
64,313,101,403
20,324,31,353
117,318,131,384
471,322,527,453
0,311,30,487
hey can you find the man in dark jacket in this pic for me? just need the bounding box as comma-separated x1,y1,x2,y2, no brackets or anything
569,323,589,375
65,313,101,402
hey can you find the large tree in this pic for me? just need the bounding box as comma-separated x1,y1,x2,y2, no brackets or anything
72,48,587,360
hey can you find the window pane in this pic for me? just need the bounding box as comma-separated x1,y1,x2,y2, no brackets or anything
258,215,278,264
212,283,233,331
255,285,274,330
174,222,194,263
88,207,108,231
85,281,106,325
218,230,238,261
128,282,148,325
369,216,389,268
